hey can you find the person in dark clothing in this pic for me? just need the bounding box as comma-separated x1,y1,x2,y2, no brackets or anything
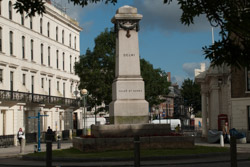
17,128,24,145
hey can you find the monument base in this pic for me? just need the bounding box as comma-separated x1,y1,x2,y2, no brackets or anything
72,124,195,152
91,124,171,137
73,135,195,152
109,100,148,124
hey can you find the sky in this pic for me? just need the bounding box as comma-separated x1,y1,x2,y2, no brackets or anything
56,0,220,86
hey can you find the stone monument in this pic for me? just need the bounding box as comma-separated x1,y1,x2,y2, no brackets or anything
73,6,194,152
109,5,149,124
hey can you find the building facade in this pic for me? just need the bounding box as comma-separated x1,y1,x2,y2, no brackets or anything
0,0,82,145
195,63,250,142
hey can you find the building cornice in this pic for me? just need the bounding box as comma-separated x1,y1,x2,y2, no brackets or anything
45,3,83,32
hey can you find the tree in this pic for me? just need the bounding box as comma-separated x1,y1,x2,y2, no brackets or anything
164,0,250,69
141,59,170,107
75,28,170,112
181,78,201,114
75,28,115,113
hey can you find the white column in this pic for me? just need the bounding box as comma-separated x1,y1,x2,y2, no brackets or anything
201,92,207,137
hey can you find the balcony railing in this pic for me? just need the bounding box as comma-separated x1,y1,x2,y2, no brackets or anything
0,89,80,107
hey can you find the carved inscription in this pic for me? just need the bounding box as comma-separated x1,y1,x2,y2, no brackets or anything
123,53,135,57
119,89,142,93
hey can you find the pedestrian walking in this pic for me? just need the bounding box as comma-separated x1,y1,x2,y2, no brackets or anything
17,128,25,145
223,121,230,143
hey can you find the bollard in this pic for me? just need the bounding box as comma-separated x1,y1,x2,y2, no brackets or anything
46,134,53,167
230,136,237,167
34,145,38,153
220,134,224,147
20,139,25,153
134,136,140,167
57,135,61,149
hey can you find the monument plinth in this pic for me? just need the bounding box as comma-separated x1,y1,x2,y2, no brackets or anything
109,6,149,124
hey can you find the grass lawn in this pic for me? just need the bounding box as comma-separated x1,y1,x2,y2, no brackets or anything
26,146,229,159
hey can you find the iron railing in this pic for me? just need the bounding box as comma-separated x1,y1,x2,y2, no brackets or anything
0,135,14,148
0,89,80,107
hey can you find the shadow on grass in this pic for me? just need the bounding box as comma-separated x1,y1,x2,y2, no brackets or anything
26,146,229,159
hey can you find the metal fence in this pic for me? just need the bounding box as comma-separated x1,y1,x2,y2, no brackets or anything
0,89,80,107
25,133,37,143
0,135,14,148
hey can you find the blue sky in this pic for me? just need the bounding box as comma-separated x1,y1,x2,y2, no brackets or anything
60,0,220,85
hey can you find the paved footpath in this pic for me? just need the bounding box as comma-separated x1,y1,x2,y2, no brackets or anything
0,141,249,166
0,141,72,158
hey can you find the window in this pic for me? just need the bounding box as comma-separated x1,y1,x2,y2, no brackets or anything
0,27,2,52
70,83,73,93
10,72,13,91
56,27,58,41
22,36,25,59
48,79,51,96
0,0,2,15
41,44,43,64
248,106,250,130
62,52,65,70
31,76,34,93
75,57,77,73
9,1,12,20
74,36,76,49
30,17,33,29
40,18,43,34
247,67,250,91
48,47,50,66
0,69,3,82
21,13,24,25
47,22,50,37
31,40,33,61
41,78,44,88
62,30,64,44
56,50,59,69
22,74,26,86
9,31,13,55
70,55,72,73
69,34,71,47
57,81,59,91
63,82,65,97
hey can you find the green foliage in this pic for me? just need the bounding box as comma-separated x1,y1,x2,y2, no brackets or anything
164,0,250,69
141,59,170,107
181,78,201,114
74,28,115,110
13,0,117,17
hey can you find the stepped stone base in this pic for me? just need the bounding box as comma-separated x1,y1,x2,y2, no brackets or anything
91,124,171,137
73,135,195,152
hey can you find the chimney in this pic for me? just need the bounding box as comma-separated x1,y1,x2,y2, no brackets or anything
167,72,171,82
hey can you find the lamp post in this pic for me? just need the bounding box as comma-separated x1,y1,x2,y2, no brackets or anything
81,89,88,135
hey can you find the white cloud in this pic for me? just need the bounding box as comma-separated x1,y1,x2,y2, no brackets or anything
182,62,210,78
53,0,100,21
133,0,210,33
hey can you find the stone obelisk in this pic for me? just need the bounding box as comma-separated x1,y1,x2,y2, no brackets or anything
109,6,149,124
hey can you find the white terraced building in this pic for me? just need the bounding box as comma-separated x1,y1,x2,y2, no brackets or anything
0,0,83,146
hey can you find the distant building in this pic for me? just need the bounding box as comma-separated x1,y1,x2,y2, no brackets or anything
0,0,82,145
195,63,250,142
153,72,190,126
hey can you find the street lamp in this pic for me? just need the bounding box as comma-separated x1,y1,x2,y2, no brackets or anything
81,89,88,135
